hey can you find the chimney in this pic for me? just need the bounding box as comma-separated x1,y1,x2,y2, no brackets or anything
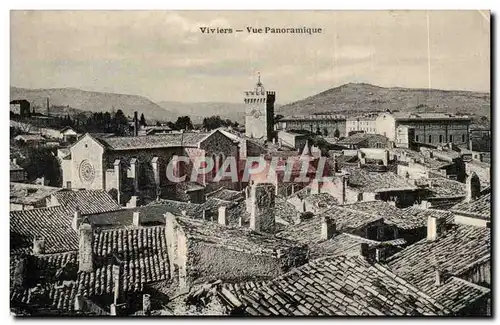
202,209,207,220
218,206,227,225
78,219,94,272
112,264,121,305
132,211,141,227
320,216,336,240
249,183,276,233
360,243,370,258
133,111,139,136
12,158,16,165
375,247,386,263
74,294,83,311
72,207,82,231
382,150,389,166
427,216,445,242
32,237,45,255
143,294,151,316
435,269,443,286
465,172,481,203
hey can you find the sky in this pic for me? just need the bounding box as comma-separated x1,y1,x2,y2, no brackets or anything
10,10,490,104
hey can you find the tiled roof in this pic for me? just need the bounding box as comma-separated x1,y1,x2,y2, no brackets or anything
277,206,382,244
386,224,490,291
390,148,451,170
10,206,78,254
400,207,455,227
94,132,210,150
175,216,306,257
275,197,300,225
343,201,453,230
425,276,490,314
14,134,47,142
450,193,491,220
205,187,243,201
11,226,169,312
336,133,388,146
303,193,338,212
310,233,406,259
344,167,417,193
233,256,448,316
416,177,466,198
51,189,121,215
393,112,471,121
280,115,346,122
10,182,62,205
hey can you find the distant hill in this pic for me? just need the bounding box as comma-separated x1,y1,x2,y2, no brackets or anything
277,83,491,121
157,101,247,124
10,87,177,123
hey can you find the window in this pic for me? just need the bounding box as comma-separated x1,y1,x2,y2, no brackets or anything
66,181,71,189
415,135,419,142
462,134,466,142
428,135,432,143
449,135,453,142
439,135,444,143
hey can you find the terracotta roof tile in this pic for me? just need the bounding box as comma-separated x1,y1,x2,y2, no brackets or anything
51,189,121,215
450,193,491,220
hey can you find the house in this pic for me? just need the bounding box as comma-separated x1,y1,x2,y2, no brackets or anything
10,182,62,211
386,220,491,315
276,130,308,150
177,255,451,316
165,213,309,290
14,134,47,146
345,114,378,136
375,112,472,147
60,127,78,143
335,133,390,150
450,192,490,228
276,115,346,137
10,159,26,183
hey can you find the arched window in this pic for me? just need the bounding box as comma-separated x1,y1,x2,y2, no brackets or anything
439,135,444,143
449,135,453,142
462,134,466,142
428,135,432,143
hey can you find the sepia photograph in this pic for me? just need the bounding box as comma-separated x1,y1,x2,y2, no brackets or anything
8,10,491,316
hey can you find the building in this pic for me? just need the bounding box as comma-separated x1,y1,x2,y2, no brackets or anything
60,127,78,143
386,222,491,315
376,112,472,147
10,182,62,211
10,99,31,116
276,130,308,150
58,130,239,206
10,159,26,183
244,75,275,140
277,114,346,137
345,114,378,136
335,133,390,149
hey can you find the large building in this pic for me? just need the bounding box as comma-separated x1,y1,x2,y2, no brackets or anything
376,112,472,147
345,114,378,136
276,114,346,137
58,130,239,206
244,75,275,140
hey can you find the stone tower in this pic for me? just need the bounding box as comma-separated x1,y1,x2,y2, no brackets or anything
244,74,275,140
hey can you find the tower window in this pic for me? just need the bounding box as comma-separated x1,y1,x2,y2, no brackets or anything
449,135,453,142
428,135,432,143
439,135,444,143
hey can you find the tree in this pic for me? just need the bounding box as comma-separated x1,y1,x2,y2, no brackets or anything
140,113,147,127
18,147,62,187
275,114,284,122
156,121,162,126
333,128,340,138
323,128,329,136
112,109,129,136
202,115,239,131
173,116,193,131
316,126,322,135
